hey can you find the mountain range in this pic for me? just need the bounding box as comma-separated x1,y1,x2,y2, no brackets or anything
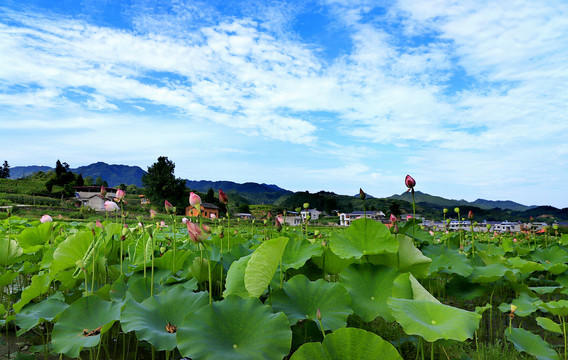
9,162,566,220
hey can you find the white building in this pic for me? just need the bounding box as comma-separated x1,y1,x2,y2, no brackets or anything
73,186,117,211
301,209,322,221
339,210,385,227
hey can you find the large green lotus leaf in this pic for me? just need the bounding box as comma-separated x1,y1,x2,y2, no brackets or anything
0,270,18,288
128,232,152,266
152,249,191,273
120,286,208,351
498,292,542,317
545,263,568,275
391,273,439,303
530,286,563,295
370,236,431,278
223,254,252,298
0,237,23,267
339,263,399,322
13,273,51,313
422,245,473,277
282,238,322,271
536,317,562,334
271,274,352,331
50,229,93,276
329,218,398,259
290,327,403,360
531,247,568,265
399,219,432,244
507,257,544,274
51,296,120,358
505,328,559,360
244,237,288,298
126,277,164,303
469,263,517,283
15,293,68,336
540,300,568,317
177,295,291,360
16,222,53,254
387,298,481,342
474,243,506,257
311,247,356,275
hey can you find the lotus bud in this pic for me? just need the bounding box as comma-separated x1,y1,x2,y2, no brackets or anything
275,218,282,232
182,217,188,224
186,221,204,243
202,224,212,233
429,230,434,236
40,214,53,223
164,199,174,213
96,219,103,229
115,189,126,202
100,186,107,197
189,192,201,207
316,308,322,321
359,188,366,200
150,209,157,219
218,189,229,205
267,211,272,220
405,175,416,189
104,201,119,212
390,214,398,223
210,213,216,220
468,210,474,220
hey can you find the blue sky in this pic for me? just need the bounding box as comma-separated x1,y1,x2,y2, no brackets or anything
1,0,567,208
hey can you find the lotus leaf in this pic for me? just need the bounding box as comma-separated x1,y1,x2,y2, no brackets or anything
498,292,542,317
536,317,562,334
329,218,398,259
120,286,208,351
392,273,439,303
0,237,23,267
177,295,292,360
244,237,288,297
271,274,352,331
422,245,473,277
126,277,164,303
152,249,191,273
13,273,51,313
469,263,517,283
445,275,487,300
507,257,544,274
50,229,93,276
540,300,568,317
16,222,52,254
0,270,18,288
223,254,252,298
387,298,481,342
311,246,355,275
51,296,120,358
339,263,399,322
531,247,568,265
505,327,559,360
15,293,68,336
290,327,403,360
282,238,322,271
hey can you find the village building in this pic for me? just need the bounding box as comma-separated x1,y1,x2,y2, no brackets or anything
338,210,385,226
185,202,219,219
300,208,322,221
73,186,117,211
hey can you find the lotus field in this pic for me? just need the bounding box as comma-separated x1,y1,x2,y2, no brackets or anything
1,194,568,359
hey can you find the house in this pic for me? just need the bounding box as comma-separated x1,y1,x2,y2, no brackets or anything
283,215,302,226
236,213,253,220
301,209,322,221
73,186,117,211
139,195,150,205
185,202,219,219
339,210,385,227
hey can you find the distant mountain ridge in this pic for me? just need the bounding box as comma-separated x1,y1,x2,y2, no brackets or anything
10,162,550,212
387,191,537,212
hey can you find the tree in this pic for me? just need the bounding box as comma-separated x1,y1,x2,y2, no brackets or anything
84,176,94,186
76,174,84,186
141,156,188,214
204,188,216,203
95,176,104,186
0,160,9,179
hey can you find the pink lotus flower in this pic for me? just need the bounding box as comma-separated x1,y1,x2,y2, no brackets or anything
407,215,413,220
429,230,435,236
104,201,119,212
150,209,157,219
96,219,103,228
390,214,398,223
405,175,416,189
189,192,201,207
181,217,188,224
115,189,126,202
513,238,517,243
40,214,52,223
160,221,168,228
218,189,229,205
186,221,205,243
210,213,216,220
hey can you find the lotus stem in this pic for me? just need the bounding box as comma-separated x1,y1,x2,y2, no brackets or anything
171,214,176,274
